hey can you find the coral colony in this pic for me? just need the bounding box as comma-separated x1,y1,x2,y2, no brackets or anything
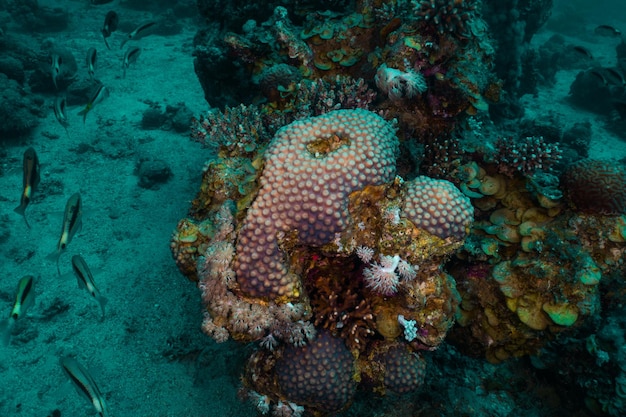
169,0,626,415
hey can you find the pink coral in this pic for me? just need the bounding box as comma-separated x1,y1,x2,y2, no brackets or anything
234,109,399,300
355,245,375,263
197,202,313,345
363,255,401,295
402,176,474,240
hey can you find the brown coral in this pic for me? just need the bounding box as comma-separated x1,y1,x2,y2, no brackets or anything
275,331,356,413
561,159,626,216
306,254,376,353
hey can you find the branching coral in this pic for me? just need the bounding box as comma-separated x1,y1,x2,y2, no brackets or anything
291,76,377,116
492,135,562,177
190,104,285,157
306,256,376,353
413,0,478,38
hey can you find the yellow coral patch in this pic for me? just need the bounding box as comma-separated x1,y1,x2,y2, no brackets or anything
403,36,422,51
542,302,579,326
490,208,520,226
516,294,549,330
479,175,506,197
506,297,518,313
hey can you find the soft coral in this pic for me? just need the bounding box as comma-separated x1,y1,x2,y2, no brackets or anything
374,64,427,101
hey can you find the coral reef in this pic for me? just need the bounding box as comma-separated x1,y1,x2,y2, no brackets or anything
193,1,499,142
176,0,626,415
173,108,472,414
449,159,625,363
532,295,626,417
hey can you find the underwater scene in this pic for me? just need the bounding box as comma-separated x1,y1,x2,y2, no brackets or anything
1,0,626,416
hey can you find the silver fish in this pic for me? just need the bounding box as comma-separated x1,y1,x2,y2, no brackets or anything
594,25,621,37
122,47,141,78
120,21,156,49
605,67,625,86
51,53,62,89
71,255,108,319
0,275,35,346
54,95,70,136
573,45,593,60
77,84,109,123
86,47,97,80
60,356,109,417
101,11,119,50
47,192,83,275
13,147,40,228
588,69,607,85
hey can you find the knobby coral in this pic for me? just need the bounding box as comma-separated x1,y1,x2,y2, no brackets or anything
233,109,399,301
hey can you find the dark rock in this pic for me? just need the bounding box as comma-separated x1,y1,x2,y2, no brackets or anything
141,107,168,130
28,42,78,93
6,0,69,32
167,103,193,133
0,56,25,83
0,73,44,138
568,70,621,115
36,7,70,32
135,158,173,189
561,121,592,158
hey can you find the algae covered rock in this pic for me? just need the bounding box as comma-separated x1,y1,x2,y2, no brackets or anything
0,73,43,138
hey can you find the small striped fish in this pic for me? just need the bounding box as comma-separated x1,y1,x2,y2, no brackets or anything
0,275,35,346
60,356,109,417
47,193,83,275
71,255,108,319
